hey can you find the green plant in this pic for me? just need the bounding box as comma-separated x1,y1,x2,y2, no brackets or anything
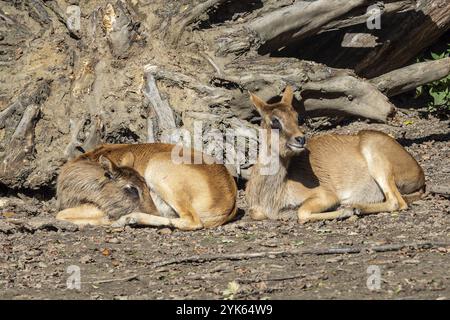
415,44,450,114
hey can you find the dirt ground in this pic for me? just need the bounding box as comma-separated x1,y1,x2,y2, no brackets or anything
0,110,449,300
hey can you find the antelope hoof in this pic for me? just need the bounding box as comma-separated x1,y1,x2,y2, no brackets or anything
249,208,267,221
298,212,311,224
339,207,361,220
111,219,126,228
111,216,137,228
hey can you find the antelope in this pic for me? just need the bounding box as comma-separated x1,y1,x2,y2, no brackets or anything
56,143,238,230
245,86,425,224
56,154,156,226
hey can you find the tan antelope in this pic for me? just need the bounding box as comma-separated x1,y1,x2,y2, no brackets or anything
56,154,156,226
57,143,238,230
245,86,425,223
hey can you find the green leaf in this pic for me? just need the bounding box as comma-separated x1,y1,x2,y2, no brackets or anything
431,51,445,60
431,91,446,105
415,86,423,97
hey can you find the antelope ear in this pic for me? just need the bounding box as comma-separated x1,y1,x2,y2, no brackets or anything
99,155,117,176
281,85,294,105
249,91,268,115
119,151,135,167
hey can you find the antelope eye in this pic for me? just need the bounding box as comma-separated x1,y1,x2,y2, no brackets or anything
104,172,113,180
297,114,304,125
271,118,282,130
124,185,140,199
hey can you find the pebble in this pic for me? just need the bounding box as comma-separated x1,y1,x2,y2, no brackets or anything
158,228,172,235
107,238,121,244
80,255,95,264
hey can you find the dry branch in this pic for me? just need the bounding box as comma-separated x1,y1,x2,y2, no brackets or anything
143,69,178,143
152,241,450,268
370,57,450,97
87,274,138,285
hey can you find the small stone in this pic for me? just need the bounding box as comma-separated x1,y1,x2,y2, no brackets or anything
0,221,16,234
158,228,172,235
107,238,120,244
80,254,94,264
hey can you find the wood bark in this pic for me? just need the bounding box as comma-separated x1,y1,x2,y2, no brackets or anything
370,57,450,97
204,0,450,77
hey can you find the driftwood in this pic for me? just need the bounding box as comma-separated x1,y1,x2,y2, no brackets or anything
143,68,178,143
370,57,450,97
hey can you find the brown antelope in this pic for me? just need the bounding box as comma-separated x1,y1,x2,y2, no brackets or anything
56,143,238,230
56,155,156,226
245,86,425,223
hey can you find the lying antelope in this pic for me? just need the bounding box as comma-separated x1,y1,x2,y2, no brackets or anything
57,143,237,230
246,86,425,223
57,154,155,226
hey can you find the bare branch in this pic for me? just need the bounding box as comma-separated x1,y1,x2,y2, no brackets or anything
370,57,450,97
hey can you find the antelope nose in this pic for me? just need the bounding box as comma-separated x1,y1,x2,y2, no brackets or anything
295,136,306,147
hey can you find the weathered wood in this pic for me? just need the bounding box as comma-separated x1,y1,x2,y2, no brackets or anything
370,57,450,97
249,0,366,53
170,0,226,45
0,104,41,187
220,57,395,122
0,81,50,130
102,1,139,58
207,0,450,77
301,75,395,121
142,69,178,143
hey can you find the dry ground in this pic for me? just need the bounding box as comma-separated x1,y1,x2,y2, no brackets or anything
0,110,449,300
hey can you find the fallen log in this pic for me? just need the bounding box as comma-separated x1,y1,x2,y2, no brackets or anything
370,57,450,97
195,0,450,77
220,57,395,122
